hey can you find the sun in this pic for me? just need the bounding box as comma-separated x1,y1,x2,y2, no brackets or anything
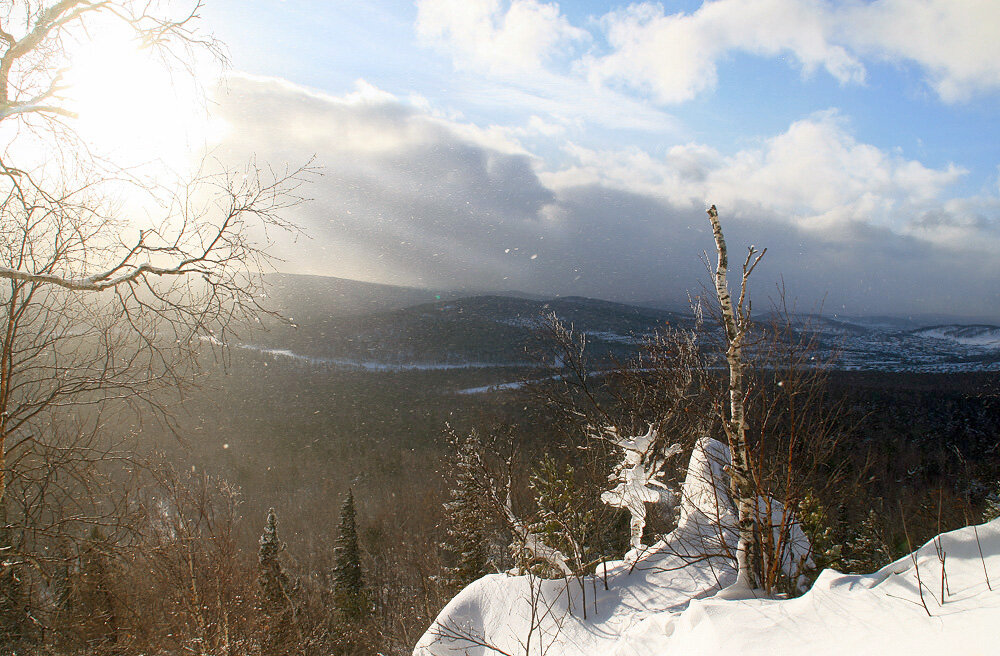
65,24,222,174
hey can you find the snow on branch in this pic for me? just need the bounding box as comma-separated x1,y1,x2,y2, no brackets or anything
502,492,574,577
599,425,682,555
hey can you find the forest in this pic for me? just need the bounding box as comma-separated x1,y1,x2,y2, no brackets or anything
0,1,999,655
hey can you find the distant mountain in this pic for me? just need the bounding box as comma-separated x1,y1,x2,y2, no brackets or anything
252,291,685,366
247,276,1000,376
263,273,462,321
825,314,923,331
910,325,1000,348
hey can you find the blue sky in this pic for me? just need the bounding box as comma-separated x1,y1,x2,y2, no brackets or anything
200,0,1000,320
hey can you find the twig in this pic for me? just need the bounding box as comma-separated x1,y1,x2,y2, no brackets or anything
899,502,932,616
973,524,992,591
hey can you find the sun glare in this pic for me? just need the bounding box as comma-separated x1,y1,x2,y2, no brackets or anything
66,28,222,175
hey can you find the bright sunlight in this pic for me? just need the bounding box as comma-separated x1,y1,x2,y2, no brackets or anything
65,23,222,174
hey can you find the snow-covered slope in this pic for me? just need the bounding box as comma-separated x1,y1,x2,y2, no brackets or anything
642,519,1000,655
416,441,1000,656
415,438,798,656
910,324,1000,348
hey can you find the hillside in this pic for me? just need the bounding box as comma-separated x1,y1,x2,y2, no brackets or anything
911,324,1000,348
251,276,1000,378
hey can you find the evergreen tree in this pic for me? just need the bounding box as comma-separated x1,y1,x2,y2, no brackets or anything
258,508,297,656
75,528,119,648
442,432,495,588
528,456,594,575
841,509,894,574
333,490,366,619
983,483,1000,522
0,513,30,648
0,557,28,648
797,490,842,585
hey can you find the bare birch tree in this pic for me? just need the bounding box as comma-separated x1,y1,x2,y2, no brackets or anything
707,204,765,591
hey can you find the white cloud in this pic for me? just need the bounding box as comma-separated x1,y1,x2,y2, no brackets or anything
547,110,981,244
586,0,865,104
412,0,684,134
212,74,1000,317
843,0,1000,103
415,0,586,74
586,0,1000,105
413,0,1000,109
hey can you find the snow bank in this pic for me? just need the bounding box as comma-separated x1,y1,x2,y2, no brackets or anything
647,518,1000,655
416,439,1000,656
415,437,741,656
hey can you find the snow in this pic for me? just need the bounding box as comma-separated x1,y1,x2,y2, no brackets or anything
234,343,533,371
414,437,744,656
647,521,1000,655
416,438,1000,656
600,426,682,553
911,324,1000,348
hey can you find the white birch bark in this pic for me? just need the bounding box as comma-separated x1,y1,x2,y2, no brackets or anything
707,205,761,590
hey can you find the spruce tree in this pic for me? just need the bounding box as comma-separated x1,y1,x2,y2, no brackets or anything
258,508,296,655
442,432,494,588
841,509,893,574
333,490,366,619
983,483,1000,522
797,490,842,584
76,527,119,647
528,456,593,575
0,555,28,648
0,513,30,648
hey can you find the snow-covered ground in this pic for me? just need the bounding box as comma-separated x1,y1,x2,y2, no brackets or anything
910,325,1000,348
235,343,534,371
416,440,1000,656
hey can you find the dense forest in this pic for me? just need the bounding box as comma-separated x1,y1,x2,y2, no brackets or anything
9,309,983,655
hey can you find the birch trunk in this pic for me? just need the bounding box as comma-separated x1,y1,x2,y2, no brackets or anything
707,205,759,590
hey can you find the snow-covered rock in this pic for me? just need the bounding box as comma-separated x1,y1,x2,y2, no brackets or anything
415,437,739,656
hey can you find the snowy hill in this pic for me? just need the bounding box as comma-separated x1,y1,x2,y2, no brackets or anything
252,276,1000,375
910,324,1000,348
415,440,1000,656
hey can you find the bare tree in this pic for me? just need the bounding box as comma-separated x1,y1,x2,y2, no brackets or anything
707,204,764,591
0,0,306,498
0,2,307,647
705,206,856,596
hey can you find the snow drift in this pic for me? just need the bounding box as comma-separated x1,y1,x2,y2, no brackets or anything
415,438,1000,656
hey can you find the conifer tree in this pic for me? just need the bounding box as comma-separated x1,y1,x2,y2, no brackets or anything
76,528,119,647
983,484,1000,522
442,432,495,588
258,508,297,655
528,456,593,575
841,509,894,574
0,516,30,648
797,490,842,584
333,490,366,619
0,557,28,647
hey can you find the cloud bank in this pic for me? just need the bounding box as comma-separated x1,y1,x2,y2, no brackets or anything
214,75,1000,320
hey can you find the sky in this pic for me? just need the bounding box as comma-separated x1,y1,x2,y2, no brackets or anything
192,0,1000,320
